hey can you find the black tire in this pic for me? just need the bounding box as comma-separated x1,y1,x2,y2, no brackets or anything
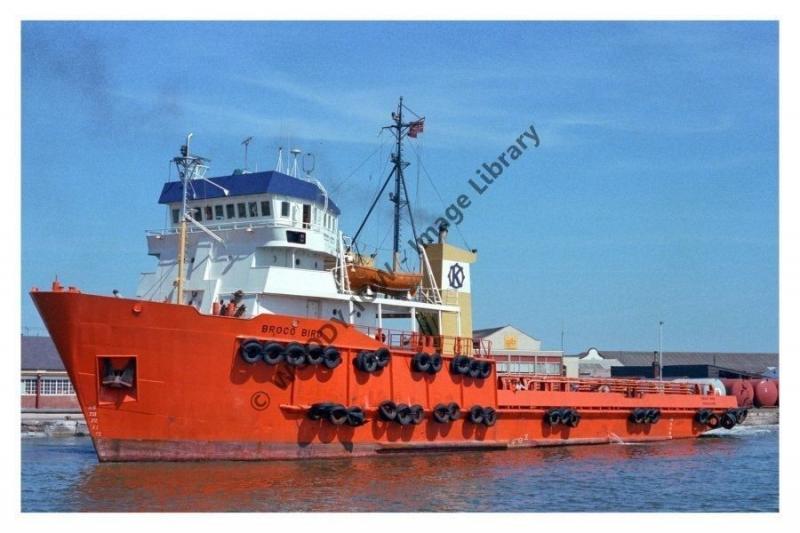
468,405,484,425
240,340,263,364
630,408,647,425
478,360,492,379
284,342,307,366
378,400,397,422
721,412,737,430
433,403,450,423
569,410,581,428
374,348,391,369
306,343,324,365
559,408,575,427
737,408,748,424
396,403,413,426
346,406,366,427
695,409,711,425
468,358,482,378
707,413,721,429
356,351,378,373
650,409,661,424
483,407,497,427
263,342,284,365
429,353,443,374
322,348,341,369
447,402,461,420
645,408,658,424
410,404,424,425
451,355,470,375
308,402,336,420
546,408,561,426
327,404,348,426
412,352,432,373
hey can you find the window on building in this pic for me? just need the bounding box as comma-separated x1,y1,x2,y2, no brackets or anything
248,202,258,217
226,204,235,219
237,203,247,218
193,207,202,221
261,200,271,217
281,201,290,217
205,206,213,220
172,208,180,224
21,378,36,395
215,205,224,220
21,377,75,395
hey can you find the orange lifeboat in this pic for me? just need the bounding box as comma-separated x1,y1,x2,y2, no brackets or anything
346,263,422,295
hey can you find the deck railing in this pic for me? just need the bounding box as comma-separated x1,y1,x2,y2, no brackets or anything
355,326,493,357
146,218,338,244
498,374,712,396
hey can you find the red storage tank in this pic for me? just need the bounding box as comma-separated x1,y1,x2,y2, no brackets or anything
751,379,778,407
722,379,754,407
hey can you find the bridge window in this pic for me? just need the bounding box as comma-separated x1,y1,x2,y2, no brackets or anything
172,208,179,224
237,203,247,218
226,204,235,219
281,201,290,217
261,200,271,217
193,207,202,221
215,205,224,220
248,202,258,217
205,206,213,220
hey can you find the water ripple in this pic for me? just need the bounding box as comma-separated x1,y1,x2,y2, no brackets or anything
22,427,778,512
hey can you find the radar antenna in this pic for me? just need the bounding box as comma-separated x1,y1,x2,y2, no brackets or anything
241,136,253,171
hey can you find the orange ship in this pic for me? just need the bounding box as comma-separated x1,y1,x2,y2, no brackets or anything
30,101,740,462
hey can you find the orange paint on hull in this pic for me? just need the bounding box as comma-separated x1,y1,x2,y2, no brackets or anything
31,290,737,462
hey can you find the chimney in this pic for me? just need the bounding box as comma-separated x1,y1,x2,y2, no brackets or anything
438,222,449,244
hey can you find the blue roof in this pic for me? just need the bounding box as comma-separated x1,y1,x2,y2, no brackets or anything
158,170,340,215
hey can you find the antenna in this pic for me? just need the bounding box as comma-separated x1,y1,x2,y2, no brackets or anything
290,148,302,177
275,147,284,173
241,136,253,170
302,152,316,177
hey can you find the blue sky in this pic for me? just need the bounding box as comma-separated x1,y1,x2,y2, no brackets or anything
21,21,778,352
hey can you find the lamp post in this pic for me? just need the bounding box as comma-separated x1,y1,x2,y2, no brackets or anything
658,321,664,379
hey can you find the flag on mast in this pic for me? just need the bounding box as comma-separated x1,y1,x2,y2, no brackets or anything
407,119,425,138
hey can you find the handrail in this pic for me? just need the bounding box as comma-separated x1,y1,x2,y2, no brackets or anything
354,325,492,357
497,374,707,396
147,218,338,239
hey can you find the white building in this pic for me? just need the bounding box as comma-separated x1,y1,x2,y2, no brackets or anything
473,325,563,374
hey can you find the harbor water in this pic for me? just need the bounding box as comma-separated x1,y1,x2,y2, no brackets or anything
22,425,778,512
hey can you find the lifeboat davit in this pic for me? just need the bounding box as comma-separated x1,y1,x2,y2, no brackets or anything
346,263,422,295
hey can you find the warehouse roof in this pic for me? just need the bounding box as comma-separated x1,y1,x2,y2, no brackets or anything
472,326,508,338
473,325,541,341
20,336,63,371
570,348,778,375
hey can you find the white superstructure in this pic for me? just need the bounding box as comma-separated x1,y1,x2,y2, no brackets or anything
136,145,463,335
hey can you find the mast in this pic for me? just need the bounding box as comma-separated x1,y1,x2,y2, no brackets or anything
350,97,424,271
391,98,404,271
172,133,210,304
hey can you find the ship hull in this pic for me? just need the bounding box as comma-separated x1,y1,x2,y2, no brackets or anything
31,290,737,462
